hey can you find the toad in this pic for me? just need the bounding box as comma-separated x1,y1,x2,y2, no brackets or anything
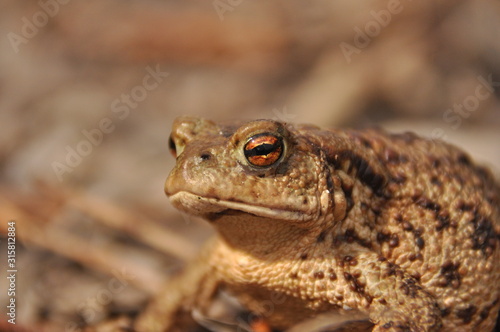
136,117,500,331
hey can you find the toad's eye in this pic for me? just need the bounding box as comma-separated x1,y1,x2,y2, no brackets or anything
168,135,177,157
244,133,283,167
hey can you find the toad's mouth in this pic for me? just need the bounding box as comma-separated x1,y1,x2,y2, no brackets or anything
168,191,306,222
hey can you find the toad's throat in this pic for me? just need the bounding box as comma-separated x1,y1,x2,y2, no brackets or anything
168,191,307,222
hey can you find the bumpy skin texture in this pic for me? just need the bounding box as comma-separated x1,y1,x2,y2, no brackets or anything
136,117,500,332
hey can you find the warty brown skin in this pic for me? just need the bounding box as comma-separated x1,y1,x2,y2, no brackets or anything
135,117,500,332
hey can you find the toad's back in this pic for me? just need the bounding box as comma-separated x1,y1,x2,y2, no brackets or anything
316,127,500,330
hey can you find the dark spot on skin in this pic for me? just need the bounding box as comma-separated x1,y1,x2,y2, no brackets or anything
457,201,474,211
470,215,497,257
359,137,373,149
289,272,298,279
410,272,421,281
344,255,358,266
377,232,390,243
457,153,471,166
416,196,441,212
344,272,366,295
411,192,422,202
436,212,451,231
386,263,397,277
317,231,327,243
430,176,442,187
300,253,308,260
257,174,265,178
415,237,425,249
479,299,499,322
430,157,441,168
313,271,324,279
438,261,461,289
408,253,417,262
402,221,413,231
400,278,420,298
328,270,337,281
479,308,490,321
362,172,386,197
328,151,386,196
379,299,387,305
440,307,451,317
302,197,308,204
200,153,211,160
481,298,500,320
476,166,493,181
389,234,400,248
456,305,477,324
344,229,356,244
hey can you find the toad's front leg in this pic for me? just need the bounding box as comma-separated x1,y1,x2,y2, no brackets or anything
339,252,442,332
134,239,219,332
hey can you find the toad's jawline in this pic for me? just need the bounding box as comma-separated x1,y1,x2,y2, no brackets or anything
168,191,309,222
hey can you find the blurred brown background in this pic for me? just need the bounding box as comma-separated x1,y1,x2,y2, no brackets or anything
0,0,499,331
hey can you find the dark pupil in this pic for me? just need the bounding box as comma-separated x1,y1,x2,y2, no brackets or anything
245,143,276,157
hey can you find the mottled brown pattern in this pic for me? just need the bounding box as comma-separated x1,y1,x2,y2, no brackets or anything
456,305,477,324
438,261,461,289
136,117,500,332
